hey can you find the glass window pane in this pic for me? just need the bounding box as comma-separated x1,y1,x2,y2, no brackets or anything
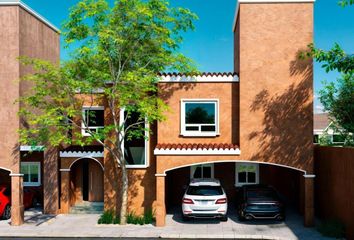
87,110,104,127
29,164,39,183
333,135,345,143
193,167,202,178
201,125,216,132
248,172,256,183
238,172,246,183
203,166,212,178
185,103,215,124
186,126,199,131
124,111,146,165
21,165,29,182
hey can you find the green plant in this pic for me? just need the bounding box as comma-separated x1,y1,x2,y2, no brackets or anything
317,219,346,238
143,209,156,224
97,211,120,224
126,209,155,225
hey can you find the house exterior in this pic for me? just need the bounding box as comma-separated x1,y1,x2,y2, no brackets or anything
0,0,315,228
314,113,345,144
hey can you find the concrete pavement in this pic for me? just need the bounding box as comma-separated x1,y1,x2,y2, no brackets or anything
0,208,332,239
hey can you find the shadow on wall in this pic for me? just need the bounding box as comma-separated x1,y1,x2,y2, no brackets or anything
158,82,196,104
248,51,313,172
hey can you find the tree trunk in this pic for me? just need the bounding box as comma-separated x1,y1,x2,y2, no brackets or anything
119,161,129,225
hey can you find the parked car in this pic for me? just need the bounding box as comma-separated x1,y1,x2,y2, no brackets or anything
182,178,228,221
236,184,285,221
0,185,38,220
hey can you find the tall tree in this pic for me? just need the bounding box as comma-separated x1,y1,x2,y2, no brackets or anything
18,0,197,224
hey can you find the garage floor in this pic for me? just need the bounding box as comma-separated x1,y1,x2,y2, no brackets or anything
0,207,332,239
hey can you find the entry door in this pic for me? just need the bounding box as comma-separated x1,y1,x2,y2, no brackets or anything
88,161,104,202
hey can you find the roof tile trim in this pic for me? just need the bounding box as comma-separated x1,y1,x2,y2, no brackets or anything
159,72,239,83
156,143,239,150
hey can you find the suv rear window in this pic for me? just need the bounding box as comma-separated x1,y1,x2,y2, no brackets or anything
246,189,277,200
187,186,223,196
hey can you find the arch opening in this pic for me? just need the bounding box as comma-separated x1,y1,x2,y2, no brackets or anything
69,158,104,212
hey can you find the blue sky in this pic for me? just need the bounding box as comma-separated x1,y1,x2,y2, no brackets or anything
23,0,354,112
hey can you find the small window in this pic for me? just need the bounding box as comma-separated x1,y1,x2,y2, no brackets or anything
21,162,41,187
82,107,104,136
181,100,219,137
190,164,214,179
235,163,259,187
313,134,319,143
121,110,148,168
332,134,345,144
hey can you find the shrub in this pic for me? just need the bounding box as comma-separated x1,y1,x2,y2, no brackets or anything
127,209,155,225
317,219,346,238
97,211,120,224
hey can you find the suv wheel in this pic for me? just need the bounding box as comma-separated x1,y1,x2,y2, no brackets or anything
3,205,11,220
182,215,190,222
220,215,228,222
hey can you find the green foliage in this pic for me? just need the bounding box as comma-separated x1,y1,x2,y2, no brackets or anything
318,132,332,146
98,211,120,224
317,219,346,238
302,43,354,74
339,0,354,7
18,0,198,155
126,209,155,225
319,74,354,143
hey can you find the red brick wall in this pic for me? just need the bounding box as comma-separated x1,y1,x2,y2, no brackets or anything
314,146,354,239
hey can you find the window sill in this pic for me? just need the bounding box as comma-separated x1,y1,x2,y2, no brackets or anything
126,165,149,169
180,132,220,137
24,183,41,187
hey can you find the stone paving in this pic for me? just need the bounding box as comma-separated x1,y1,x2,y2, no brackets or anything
0,208,333,239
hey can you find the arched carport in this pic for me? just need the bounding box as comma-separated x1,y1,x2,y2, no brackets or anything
155,159,314,228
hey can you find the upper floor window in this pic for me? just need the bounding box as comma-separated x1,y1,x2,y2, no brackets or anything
181,99,219,137
82,106,104,136
120,109,148,168
21,162,41,187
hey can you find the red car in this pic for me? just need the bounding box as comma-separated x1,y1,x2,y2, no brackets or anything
0,185,37,220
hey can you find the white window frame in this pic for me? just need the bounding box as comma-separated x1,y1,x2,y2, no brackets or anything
120,108,149,169
81,106,105,136
190,164,214,179
21,162,41,187
235,163,259,187
180,99,219,137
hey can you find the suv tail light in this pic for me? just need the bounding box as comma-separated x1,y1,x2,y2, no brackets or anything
215,198,227,204
182,198,194,204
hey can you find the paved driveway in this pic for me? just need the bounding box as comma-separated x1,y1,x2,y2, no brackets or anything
0,208,332,239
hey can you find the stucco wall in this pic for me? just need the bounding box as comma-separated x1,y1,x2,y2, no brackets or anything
314,146,354,239
237,3,314,173
0,6,20,172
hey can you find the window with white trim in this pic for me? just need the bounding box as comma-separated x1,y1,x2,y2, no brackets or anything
181,99,219,137
121,109,148,168
21,162,41,187
235,163,259,187
82,106,104,136
190,164,214,179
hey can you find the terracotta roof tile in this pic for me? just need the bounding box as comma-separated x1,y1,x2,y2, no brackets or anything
155,143,239,150
158,72,238,77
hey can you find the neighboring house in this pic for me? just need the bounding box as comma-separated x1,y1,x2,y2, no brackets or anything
0,0,316,228
314,113,345,144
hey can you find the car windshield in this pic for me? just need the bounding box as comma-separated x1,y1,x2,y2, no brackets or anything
187,186,223,196
247,189,277,200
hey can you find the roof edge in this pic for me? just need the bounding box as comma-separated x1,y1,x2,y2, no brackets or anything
232,0,316,32
0,0,60,33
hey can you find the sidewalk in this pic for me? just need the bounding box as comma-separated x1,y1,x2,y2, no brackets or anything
0,208,332,239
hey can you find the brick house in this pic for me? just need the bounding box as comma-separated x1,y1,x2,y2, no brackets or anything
0,0,315,227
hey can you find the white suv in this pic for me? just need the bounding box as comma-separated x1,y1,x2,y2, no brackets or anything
181,178,228,221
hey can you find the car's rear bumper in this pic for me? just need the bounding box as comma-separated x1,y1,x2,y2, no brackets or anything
240,210,285,220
